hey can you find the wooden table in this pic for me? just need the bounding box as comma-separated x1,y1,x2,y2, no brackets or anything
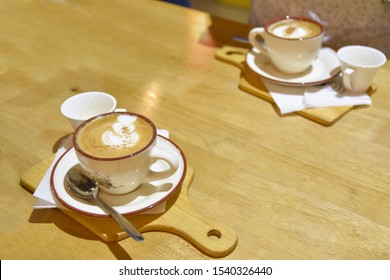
1,0,389,260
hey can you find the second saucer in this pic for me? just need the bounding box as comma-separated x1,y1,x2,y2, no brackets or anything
246,47,341,87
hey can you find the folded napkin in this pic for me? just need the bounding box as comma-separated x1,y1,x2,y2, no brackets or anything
33,129,170,215
264,76,372,114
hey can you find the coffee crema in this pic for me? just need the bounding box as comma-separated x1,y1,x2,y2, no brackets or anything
75,114,154,158
268,19,322,39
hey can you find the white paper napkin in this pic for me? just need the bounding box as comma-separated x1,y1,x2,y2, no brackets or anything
33,135,73,208
264,77,371,114
264,81,305,114
304,84,372,108
33,129,170,215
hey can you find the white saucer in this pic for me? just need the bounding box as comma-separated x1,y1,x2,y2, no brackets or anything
246,47,341,86
50,135,186,217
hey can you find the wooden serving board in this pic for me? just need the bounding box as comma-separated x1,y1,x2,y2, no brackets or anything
215,46,376,126
20,156,238,258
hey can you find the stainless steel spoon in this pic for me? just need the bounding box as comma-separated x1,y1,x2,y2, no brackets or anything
66,166,144,242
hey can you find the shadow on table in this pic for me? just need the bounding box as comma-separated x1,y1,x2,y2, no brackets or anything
198,15,252,49
27,183,184,260
28,209,134,259
28,208,98,241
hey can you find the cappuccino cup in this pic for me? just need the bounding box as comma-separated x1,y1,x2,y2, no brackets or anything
61,92,124,130
337,45,387,93
73,112,179,195
249,16,324,74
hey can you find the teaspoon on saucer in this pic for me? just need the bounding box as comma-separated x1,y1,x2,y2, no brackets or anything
65,166,144,242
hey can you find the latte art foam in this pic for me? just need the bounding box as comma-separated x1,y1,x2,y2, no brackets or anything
269,19,322,39
76,113,154,158
102,115,140,148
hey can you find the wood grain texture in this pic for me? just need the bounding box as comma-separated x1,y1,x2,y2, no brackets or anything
1,0,389,259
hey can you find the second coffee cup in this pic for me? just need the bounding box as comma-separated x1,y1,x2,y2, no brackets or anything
73,112,179,195
337,45,387,93
249,16,324,74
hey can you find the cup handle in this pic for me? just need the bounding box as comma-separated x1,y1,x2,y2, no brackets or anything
248,27,268,56
144,145,179,182
342,67,355,91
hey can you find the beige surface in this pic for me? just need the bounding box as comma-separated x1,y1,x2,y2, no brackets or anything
0,0,389,260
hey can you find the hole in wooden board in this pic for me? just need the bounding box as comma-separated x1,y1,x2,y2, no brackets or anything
207,229,222,240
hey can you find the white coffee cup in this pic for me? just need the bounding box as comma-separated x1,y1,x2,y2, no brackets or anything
249,16,324,74
337,45,387,93
61,92,120,129
73,112,179,195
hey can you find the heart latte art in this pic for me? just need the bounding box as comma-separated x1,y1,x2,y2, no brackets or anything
268,18,322,39
75,113,154,158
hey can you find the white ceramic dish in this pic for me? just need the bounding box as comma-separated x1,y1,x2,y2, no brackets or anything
246,47,341,86
50,136,186,217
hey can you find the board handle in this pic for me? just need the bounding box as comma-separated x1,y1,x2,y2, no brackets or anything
143,205,238,257
215,46,248,70
141,167,238,257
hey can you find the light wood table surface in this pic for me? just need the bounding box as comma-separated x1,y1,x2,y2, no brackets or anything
1,0,389,260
